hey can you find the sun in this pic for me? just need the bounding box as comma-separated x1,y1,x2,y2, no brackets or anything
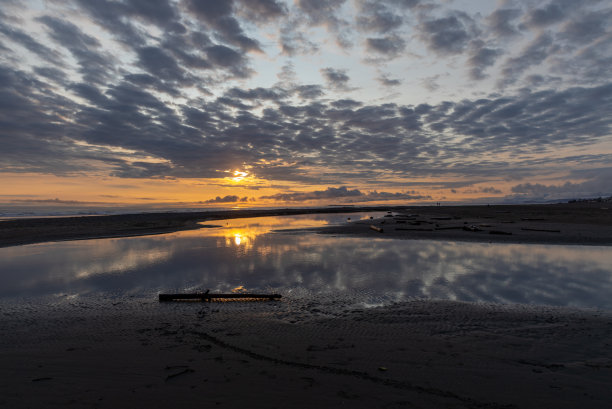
231,170,248,182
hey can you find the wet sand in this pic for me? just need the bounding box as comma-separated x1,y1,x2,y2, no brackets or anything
1,297,611,408
1,202,611,247
317,202,612,245
0,206,389,248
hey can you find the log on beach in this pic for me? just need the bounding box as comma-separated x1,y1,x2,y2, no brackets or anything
489,230,513,235
395,227,434,231
159,293,282,302
521,228,561,233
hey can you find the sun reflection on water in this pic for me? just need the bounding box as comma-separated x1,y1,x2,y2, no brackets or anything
202,214,381,253
220,228,260,252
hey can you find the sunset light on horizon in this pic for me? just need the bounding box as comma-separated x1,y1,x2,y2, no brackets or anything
1,0,611,211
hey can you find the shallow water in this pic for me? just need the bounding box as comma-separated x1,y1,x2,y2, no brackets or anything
1,212,611,311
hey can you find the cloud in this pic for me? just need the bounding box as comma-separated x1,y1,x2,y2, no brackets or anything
294,84,325,99
419,12,479,55
206,45,252,77
509,170,612,201
236,0,287,23
0,21,64,66
260,186,431,203
364,190,432,202
499,32,555,87
88,0,179,29
481,187,502,194
74,0,148,46
320,67,352,91
185,0,261,52
204,195,249,203
420,75,441,91
331,99,362,109
261,186,362,202
366,35,406,57
279,21,320,55
225,86,288,101
559,9,611,44
486,8,522,38
297,0,347,28
38,15,115,85
294,0,353,48
357,1,403,34
136,46,185,83
523,2,566,29
468,43,502,80
464,186,502,195
377,74,402,86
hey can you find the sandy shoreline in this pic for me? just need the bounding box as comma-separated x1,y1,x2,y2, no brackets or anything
1,297,611,408
0,206,391,248
1,202,611,247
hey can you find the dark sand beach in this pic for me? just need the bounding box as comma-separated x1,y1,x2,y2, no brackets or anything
1,297,611,408
1,202,612,408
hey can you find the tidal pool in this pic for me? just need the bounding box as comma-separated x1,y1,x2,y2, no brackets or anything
1,212,611,311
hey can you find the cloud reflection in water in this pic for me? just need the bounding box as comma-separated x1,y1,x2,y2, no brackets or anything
0,213,611,310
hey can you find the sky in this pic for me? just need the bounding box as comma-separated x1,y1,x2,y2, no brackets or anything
1,0,611,209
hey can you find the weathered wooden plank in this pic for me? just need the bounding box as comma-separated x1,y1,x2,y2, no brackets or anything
159,293,282,302
369,225,384,233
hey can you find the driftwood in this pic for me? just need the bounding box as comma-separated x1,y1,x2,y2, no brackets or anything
521,228,561,233
395,228,434,231
159,293,282,302
370,225,384,233
489,230,512,235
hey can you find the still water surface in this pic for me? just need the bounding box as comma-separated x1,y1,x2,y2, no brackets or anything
1,212,611,310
